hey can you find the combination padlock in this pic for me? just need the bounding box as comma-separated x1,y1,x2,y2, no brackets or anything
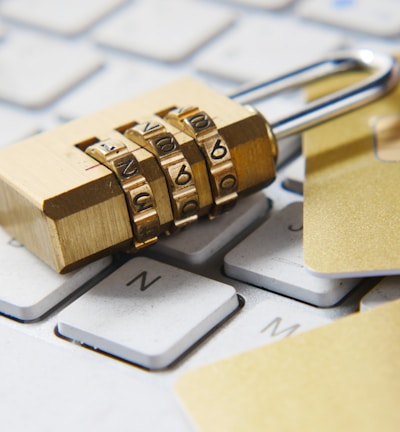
0,49,397,273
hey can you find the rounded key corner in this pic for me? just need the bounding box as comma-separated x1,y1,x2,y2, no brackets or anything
372,113,400,162
302,259,334,279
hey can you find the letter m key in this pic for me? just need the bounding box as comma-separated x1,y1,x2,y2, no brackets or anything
260,317,301,338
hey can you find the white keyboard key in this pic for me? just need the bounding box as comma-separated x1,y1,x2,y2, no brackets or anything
255,91,303,167
0,0,127,35
0,33,102,108
360,277,400,311
0,325,188,431
57,257,239,369
297,0,400,37
0,228,112,321
151,193,269,265
352,38,400,58
195,15,346,82
0,21,5,38
0,107,40,147
282,155,304,194
94,0,236,62
193,301,331,363
227,0,294,9
224,202,361,306
275,135,302,168
58,60,181,120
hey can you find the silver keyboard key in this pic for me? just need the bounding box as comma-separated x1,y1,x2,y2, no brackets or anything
224,202,361,306
227,0,294,9
360,277,400,311
58,257,239,369
152,193,269,265
0,324,189,431
0,33,102,108
0,228,111,321
94,0,236,62
195,15,346,82
0,107,40,147
297,0,400,37
192,300,331,364
0,0,127,35
282,155,304,194
58,60,181,120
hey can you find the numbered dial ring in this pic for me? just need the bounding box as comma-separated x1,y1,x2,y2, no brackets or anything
85,137,161,249
165,107,238,217
125,119,200,229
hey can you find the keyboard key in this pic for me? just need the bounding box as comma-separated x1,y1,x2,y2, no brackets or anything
191,300,330,363
224,202,361,306
352,38,400,57
0,324,188,431
94,0,236,62
227,0,294,9
57,257,239,369
0,33,102,108
0,21,5,38
0,107,40,147
297,0,400,37
151,192,269,266
0,228,112,321
195,15,345,82
0,0,127,35
58,60,181,120
275,135,302,168
360,277,400,311
281,155,304,194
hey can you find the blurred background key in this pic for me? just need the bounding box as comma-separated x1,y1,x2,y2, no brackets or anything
57,60,181,120
0,107,40,147
94,0,237,62
0,33,102,108
0,0,128,35
226,0,295,9
195,15,347,82
297,0,400,37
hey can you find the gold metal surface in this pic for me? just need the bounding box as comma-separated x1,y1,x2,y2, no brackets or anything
125,117,200,229
165,106,239,217
85,133,162,249
0,78,276,273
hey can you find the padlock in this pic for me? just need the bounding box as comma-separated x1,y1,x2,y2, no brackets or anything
0,49,397,273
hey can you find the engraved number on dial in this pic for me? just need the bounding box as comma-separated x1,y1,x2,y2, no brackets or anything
115,158,139,178
154,135,176,155
188,113,212,132
211,138,227,160
133,192,152,212
220,174,237,191
175,164,192,186
182,200,198,216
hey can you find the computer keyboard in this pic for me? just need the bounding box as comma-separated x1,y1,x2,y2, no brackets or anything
0,0,399,430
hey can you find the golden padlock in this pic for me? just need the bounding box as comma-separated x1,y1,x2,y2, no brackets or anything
0,49,397,273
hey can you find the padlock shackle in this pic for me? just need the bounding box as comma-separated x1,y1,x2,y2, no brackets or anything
230,49,399,139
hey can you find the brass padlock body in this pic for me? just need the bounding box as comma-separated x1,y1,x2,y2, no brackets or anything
0,78,276,273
